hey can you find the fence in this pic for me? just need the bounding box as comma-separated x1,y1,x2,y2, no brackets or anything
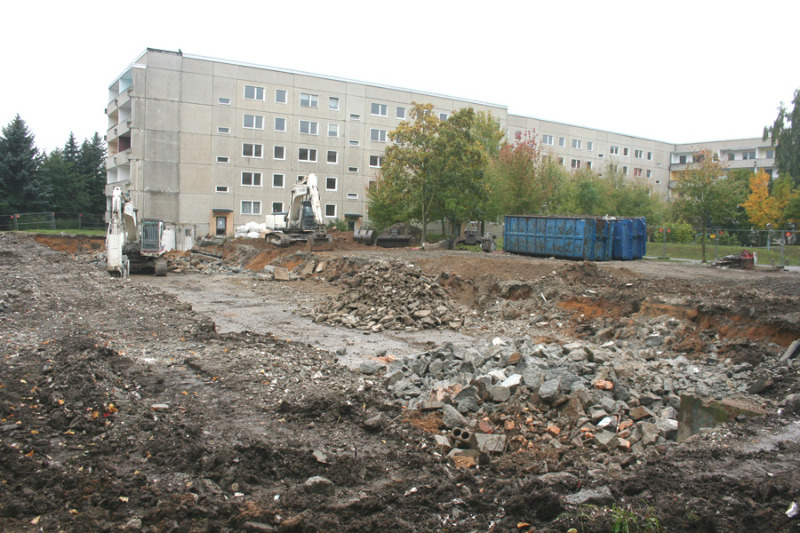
647,226,800,267
0,212,106,232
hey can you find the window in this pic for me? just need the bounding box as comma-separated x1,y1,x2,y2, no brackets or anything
623,147,629,156
587,141,594,151
326,177,338,191
299,120,319,135
327,150,338,164
298,148,317,162
241,201,262,215
647,151,653,161
727,153,735,161
557,157,564,166
275,89,287,104
622,166,628,174
218,97,231,105
329,97,340,110
328,123,339,137
349,140,360,147
244,85,265,101
369,155,384,167
586,161,592,169
743,151,756,160
242,172,262,186
347,193,358,200
216,156,229,163
243,114,264,130
542,134,554,145
349,114,360,121
325,204,337,218
646,169,652,178
571,159,581,169
572,139,582,149
655,179,661,184
348,166,359,173
370,129,387,142
679,155,687,164
272,202,284,213
396,106,406,119
635,149,644,159
242,143,263,158
273,146,285,160
300,93,318,107
633,168,643,177
217,126,230,134
439,113,448,121
559,137,566,147
274,117,286,131
272,173,285,188
371,103,388,116
767,150,775,158
216,185,229,193
609,146,619,155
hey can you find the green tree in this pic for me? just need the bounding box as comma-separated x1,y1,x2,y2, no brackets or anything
371,103,441,235
486,130,552,217
672,150,745,261
0,115,48,213
433,108,503,238
78,132,107,213
370,104,502,239
40,148,83,213
764,88,800,185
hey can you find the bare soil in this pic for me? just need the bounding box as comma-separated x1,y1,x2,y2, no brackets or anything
2,231,799,532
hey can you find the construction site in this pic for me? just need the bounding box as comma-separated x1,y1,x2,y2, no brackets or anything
1,230,799,532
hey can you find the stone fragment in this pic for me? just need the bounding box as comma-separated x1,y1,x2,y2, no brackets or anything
358,359,384,375
564,485,614,506
273,267,290,281
433,434,453,452
593,430,618,450
538,379,561,402
303,476,335,495
474,433,507,454
150,404,170,412
442,404,468,429
488,385,511,403
629,405,655,420
362,414,384,432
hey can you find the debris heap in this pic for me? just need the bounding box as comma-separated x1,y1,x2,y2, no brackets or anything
312,259,463,332
385,334,795,466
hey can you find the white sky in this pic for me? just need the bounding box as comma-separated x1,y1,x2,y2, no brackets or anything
3,0,798,154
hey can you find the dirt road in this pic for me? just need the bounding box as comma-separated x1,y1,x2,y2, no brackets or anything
1,232,799,532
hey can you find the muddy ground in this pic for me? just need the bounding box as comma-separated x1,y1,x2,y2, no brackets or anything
1,231,799,532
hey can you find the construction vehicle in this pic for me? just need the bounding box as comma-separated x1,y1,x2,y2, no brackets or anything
262,173,330,247
105,186,168,278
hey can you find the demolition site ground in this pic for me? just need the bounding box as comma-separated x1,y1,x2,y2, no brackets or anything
1,231,799,532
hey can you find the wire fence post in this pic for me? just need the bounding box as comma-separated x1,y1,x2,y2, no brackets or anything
714,231,719,260
13,215,18,231
78,213,82,230
661,226,667,259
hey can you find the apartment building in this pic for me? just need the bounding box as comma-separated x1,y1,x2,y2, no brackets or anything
105,49,778,237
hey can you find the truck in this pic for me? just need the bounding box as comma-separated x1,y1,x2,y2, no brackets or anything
105,186,168,278
262,173,330,247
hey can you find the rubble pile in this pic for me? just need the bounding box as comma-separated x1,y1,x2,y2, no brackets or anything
311,258,463,332
386,334,797,464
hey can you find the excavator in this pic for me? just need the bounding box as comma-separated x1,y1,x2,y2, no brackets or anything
105,187,168,277
263,173,330,247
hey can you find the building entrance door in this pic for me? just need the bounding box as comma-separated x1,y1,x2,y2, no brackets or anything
216,216,227,237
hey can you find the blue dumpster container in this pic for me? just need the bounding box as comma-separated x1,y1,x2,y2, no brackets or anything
503,215,645,261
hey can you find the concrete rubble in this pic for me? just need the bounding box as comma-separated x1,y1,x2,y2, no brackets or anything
309,257,462,332
383,333,797,463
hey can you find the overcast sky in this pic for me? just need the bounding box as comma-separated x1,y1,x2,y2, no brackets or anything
3,0,798,154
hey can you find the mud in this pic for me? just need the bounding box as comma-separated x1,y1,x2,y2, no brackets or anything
1,231,799,532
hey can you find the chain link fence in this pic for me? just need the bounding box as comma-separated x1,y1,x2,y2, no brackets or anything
647,226,799,267
0,212,106,232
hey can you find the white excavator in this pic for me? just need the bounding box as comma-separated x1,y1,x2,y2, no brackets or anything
262,173,330,247
105,186,168,277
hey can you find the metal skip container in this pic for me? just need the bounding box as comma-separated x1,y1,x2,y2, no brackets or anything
503,215,646,261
